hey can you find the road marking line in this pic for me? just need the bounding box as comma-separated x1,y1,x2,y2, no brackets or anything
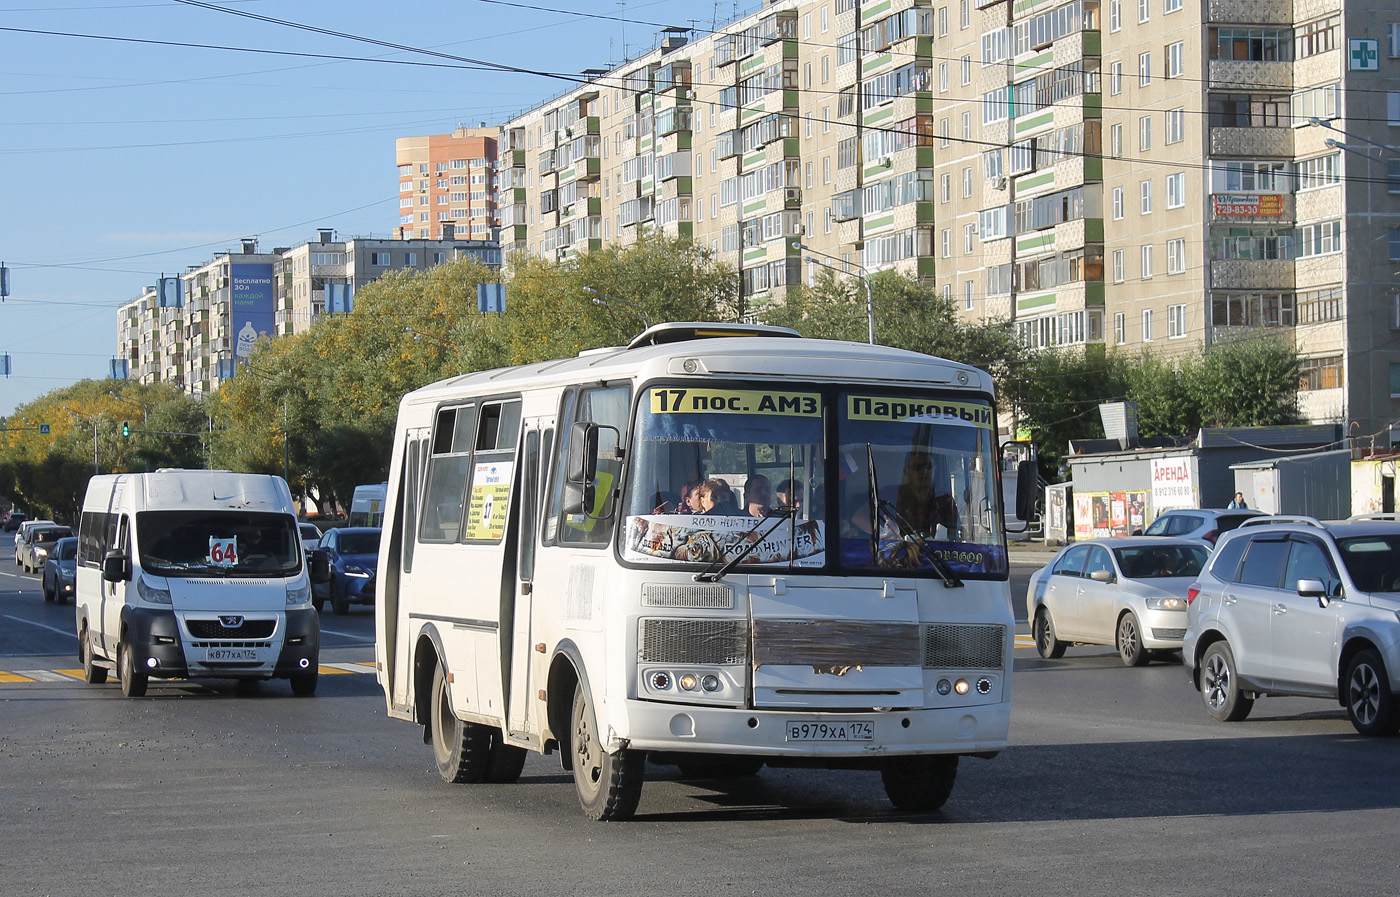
0,671,35,683
322,662,373,674
15,670,70,682
0,615,76,637
1014,635,1035,647
55,669,87,680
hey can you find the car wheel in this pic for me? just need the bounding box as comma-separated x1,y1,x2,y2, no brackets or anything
42,575,54,602
1344,649,1400,736
880,754,959,812
118,638,148,698
330,579,348,615
430,663,492,783
290,666,319,697
1117,611,1148,667
1201,641,1252,722
571,681,645,820
1033,606,1067,659
80,626,108,685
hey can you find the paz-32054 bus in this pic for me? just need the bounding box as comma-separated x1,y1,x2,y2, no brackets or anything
374,323,1030,820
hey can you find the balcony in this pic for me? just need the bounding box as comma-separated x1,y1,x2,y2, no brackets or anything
1209,127,1293,157
1209,59,1292,91
1209,259,1295,290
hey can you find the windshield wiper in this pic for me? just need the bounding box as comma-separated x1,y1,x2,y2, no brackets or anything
693,506,797,583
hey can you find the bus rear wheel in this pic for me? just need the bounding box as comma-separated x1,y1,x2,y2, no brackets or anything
430,664,492,783
880,754,958,811
571,682,644,821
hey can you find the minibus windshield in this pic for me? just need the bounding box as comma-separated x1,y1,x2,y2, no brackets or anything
136,510,301,577
622,385,1007,578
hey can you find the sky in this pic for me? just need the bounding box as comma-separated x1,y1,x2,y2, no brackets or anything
0,0,752,416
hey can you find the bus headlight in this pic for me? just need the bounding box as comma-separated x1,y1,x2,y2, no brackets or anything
286,585,313,609
136,577,171,605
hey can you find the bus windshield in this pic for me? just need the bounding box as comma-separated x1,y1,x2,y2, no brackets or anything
621,385,1006,578
136,510,302,578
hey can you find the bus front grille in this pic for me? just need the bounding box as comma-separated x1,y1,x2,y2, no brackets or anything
641,583,734,609
639,619,747,665
921,624,1005,670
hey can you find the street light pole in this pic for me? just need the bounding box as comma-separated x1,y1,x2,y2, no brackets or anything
583,287,651,332
793,242,875,344
61,406,99,475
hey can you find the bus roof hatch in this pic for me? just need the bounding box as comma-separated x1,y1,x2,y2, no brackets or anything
626,321,803,350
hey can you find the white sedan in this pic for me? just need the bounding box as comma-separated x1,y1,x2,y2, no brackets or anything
1026,537,1208,666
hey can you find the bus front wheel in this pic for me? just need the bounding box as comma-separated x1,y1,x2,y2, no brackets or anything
570,682,644,821
880,754,958,812
430,664,492,783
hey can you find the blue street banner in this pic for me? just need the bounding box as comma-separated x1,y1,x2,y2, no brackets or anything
157,276,184,308
110,359,130,379
325,282,354,314
231,263,276,357
477,282,506,314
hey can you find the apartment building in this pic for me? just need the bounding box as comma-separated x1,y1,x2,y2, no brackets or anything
496,0,1400,442
118,234,500,396
396,126,501,241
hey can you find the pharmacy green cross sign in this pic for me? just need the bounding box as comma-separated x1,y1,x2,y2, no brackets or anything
1351,38,1379,71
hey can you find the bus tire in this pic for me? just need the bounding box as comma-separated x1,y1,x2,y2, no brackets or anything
430,663,492,783
484,734,528,784
79,626,108,685
880,754,958,812
571,682,644,821
118,638,148,698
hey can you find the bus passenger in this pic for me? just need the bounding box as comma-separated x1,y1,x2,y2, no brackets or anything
895,450,958,538
743,475,773,517
776,478,803,511
694,479,739,516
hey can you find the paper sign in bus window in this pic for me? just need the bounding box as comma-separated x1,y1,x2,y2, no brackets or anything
465,462,514,541
208,536,238,566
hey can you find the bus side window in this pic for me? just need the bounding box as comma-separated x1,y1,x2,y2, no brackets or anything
552,385,630,546
402,436,423,572
420,405,476,543
542,391,578,547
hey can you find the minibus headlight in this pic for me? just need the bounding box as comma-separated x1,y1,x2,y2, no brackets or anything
136,578,171,605
286,585,313,609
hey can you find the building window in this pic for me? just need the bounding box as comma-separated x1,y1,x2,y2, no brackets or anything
1167,303,1187,337
1112,187,1125,220
964,224,976,254
1297,220,1342,257
941,228,951,258
1138,0,1149,23
1390,227,1400,261
1140,180,1153,214
1110,0,1121,31
1110,124,1123,158
1114,312,1126,344
371,252,392,266
963,167,973,197
1110,62,1122,96
1297,16,1340,58
1142,309,1154,341
939,63,949,93
1164,0,1181,12
941,173,951,203
1391,363,1400,397
1166,173,1185,208
1112,248,1125,282
1141,244,1154,278
1139,52,1152,86
1166,108,1184,143
1167,41,1184,77
1167,238,1186,273
1299,355,1343,390
1139,116,1152,151
964,280,974,309
1389,23,1400,57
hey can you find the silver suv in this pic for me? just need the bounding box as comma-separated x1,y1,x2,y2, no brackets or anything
1184,514,1400,735
1140,508,1262,545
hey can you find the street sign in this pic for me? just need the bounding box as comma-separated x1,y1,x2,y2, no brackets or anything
1351,38,1379,71
39,424,49,435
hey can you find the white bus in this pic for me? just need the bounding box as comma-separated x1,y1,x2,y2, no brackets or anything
375,323,1030,819
348,482,388,528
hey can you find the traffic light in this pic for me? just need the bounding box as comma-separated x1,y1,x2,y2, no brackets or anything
121,421,130,438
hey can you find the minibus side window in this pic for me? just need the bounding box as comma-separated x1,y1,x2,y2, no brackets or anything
402,436,423,571
460,399,521,543
420,405,476,543
550,384,630,547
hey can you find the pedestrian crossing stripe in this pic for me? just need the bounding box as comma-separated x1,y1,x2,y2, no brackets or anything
0,662,376,684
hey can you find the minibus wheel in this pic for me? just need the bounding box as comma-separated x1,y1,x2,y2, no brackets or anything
79,626,107,685
880,754,958,811
430,663,492,783
290,666,318,697
118,638,148,698
570,682,644,820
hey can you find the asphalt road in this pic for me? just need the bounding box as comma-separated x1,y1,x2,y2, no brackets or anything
3,539,1396,897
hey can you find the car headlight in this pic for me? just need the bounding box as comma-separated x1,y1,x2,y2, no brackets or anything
343,564,371,577
136,577,172,605
34,548,48,558
286,584,312,608
1145,596,1187,611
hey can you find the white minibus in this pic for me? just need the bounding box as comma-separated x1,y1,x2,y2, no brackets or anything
376,323,1030,819
75,469,325,697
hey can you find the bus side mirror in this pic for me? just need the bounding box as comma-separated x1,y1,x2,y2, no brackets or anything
310,550,332,584
102,550,130,583
562,422,600,516
1015,459,1038,522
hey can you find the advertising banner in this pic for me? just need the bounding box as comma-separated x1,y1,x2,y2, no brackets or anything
1212,194,1284,218
231,263,275,357
1151,457,1195,510
1074,491,1148,539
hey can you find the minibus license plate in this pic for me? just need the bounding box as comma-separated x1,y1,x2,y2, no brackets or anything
206,648,258,661
785,720,874,742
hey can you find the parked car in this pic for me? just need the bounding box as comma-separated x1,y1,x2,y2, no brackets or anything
41,536,77,603
299,523,322,554
13,519,55,565
21,525,74,573
1138,508,1263,546
1028,536,1208,666
3,511,28,531
311,527,381,614
1185,514,1400,735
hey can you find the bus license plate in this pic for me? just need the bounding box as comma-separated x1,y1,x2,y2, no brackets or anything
206,648,258,661
785,720,874,742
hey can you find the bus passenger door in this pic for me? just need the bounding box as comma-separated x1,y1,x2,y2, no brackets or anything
505,420,545,740
388,428,429,711
101,515,130,658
